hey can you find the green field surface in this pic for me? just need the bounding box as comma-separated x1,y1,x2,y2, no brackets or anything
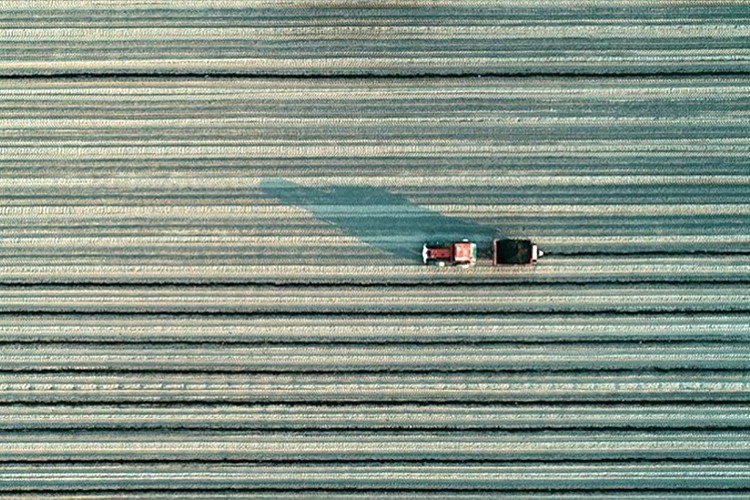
1,0,749,496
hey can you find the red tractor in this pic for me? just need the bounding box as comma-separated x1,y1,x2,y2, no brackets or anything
422,240,477,267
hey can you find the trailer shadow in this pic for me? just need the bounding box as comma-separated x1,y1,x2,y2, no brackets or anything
261,178,501,263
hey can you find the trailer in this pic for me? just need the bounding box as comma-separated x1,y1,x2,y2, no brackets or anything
493,238,543,265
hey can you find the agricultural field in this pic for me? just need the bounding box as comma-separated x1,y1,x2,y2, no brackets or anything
0,0,749,497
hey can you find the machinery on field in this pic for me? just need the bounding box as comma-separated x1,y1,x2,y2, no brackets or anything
421,238,542,267
422,240,477,267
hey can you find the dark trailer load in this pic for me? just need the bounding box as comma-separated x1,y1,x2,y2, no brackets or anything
493,238,542,265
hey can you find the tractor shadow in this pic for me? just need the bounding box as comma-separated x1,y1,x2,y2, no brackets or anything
261,178,501,263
